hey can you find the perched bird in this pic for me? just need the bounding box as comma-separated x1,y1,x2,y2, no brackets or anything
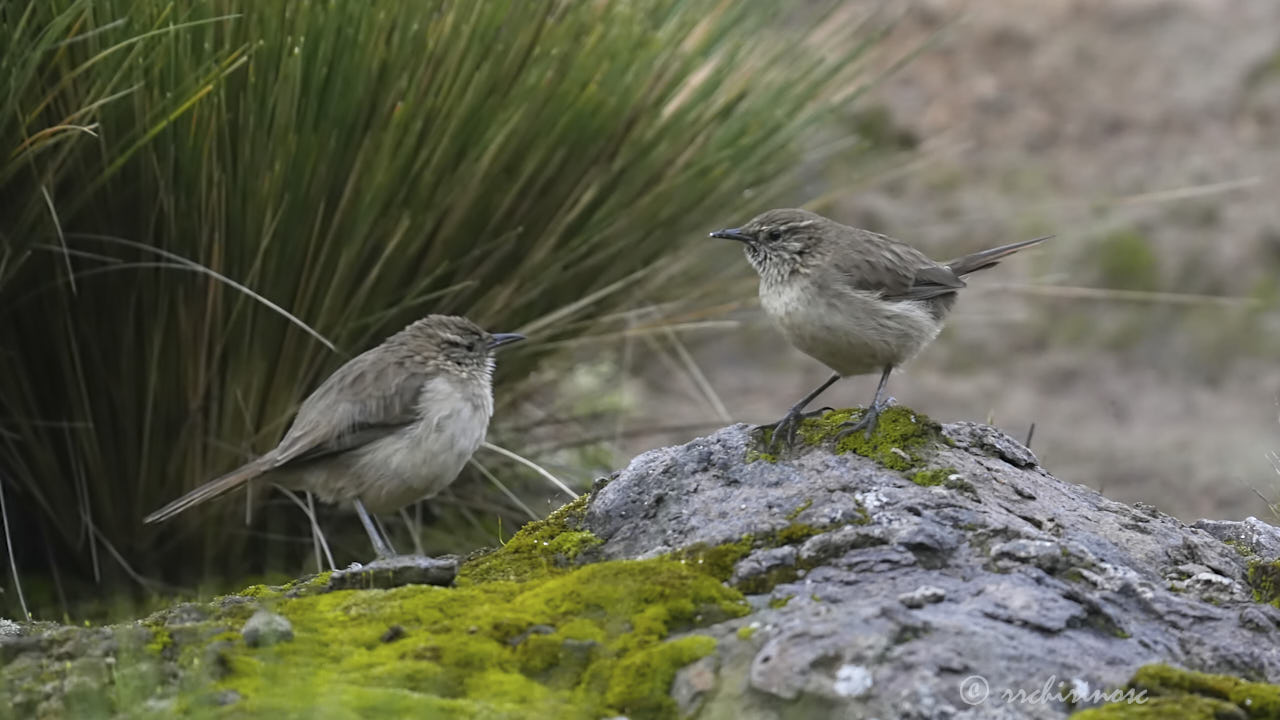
144,314,524,557
711,208,1048,447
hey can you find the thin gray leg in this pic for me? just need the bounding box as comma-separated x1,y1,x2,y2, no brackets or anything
759,372,842,449
837,366,894,440
354,499,395,559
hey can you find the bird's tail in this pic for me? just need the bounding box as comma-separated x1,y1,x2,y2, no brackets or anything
143,457,273,524
945,235,1053,277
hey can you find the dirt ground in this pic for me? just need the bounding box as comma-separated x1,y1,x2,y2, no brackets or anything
621,0,1280,522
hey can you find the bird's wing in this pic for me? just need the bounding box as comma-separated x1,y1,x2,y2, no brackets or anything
266,345,429,469
832,229,965,302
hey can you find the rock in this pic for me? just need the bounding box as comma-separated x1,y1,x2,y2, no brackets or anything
898,585,947,608
581,418,1280,718
327,554,459,590
5,412,1280,719
380,625,406,643
241,610,293,648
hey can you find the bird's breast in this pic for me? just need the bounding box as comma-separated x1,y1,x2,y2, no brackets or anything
348,374,494,512
759,277,942,377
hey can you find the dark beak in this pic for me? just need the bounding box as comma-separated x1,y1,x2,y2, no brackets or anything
487,332,525,350
709,228,753,243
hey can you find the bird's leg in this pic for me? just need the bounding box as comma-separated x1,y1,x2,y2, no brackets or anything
373,514,399,556
756,373,841,450
354,499,396,559
836,366,893,441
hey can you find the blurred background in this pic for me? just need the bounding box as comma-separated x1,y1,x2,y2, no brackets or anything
2,0,1278,620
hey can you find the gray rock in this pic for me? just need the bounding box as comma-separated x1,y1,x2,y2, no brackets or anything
241,610,293,648
580,419,1280,719
899,585,947,608
328,554,459,590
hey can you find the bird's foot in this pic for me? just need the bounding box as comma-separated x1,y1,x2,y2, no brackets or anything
755,406,834,452
835,398,895,442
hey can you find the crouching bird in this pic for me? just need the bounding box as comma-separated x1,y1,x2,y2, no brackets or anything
144,314,524,558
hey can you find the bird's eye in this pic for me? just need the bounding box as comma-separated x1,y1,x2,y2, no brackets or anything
767,228,783,242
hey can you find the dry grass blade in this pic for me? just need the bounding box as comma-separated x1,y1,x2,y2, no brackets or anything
1,0,904,611
480,442,578,501
984,282,1264,308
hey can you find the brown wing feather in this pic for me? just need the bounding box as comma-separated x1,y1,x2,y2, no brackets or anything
143,342,429,522
831,227,963,302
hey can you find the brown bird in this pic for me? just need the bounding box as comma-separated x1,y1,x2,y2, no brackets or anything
144,314,524,557
711,208,1049,447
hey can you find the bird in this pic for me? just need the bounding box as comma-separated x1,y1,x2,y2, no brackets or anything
710,208,1049,448
143,314,525,558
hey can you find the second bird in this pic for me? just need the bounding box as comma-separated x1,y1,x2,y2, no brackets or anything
143,314,524,558
712,208,1048,447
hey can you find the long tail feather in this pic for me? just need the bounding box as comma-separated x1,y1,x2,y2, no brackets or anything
143,457,273,524
946,235,1053,277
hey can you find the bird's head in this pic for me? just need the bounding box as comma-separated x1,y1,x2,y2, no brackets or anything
407,315,524,378
709,208,832,282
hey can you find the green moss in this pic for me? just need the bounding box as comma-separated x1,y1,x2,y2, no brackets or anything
768,595,793,609
910,468,951,487
668,536,755,582
203,557,745,719
785,499,814,520
1247,559,1280,606
774,523,822,545
736,625,756,641
1070,664,1280,720
797,407,942,472
605,635,716,717
746,448,779,464
457,494,602,585
144,627,173,656
1069,695,1246,719
1225,539,1256,557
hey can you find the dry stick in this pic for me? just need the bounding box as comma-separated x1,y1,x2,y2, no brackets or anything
659,319,732,424
399,507,425,556
275,486,336,572
0,472,30,620
469,458,540,522
1024,423,1036,450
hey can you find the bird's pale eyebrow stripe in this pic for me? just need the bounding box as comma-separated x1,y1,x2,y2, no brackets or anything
786,220,817,229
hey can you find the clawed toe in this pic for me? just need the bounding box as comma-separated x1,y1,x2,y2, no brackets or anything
835,402,887,441
755,406,833,452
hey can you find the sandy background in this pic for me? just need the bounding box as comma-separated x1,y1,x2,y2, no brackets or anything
617,0,1280,522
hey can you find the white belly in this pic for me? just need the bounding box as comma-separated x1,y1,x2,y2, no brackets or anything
289,375,493,513
760,278,941,377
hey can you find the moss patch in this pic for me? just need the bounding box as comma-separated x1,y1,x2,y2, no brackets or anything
668,536,754,582
4,493,756,719
1070,664,1280,719
457,494,601,585
202,557,746,719
1247,559,1280,606
785,499,814,520
799,406,942,471
1225,539,1256,557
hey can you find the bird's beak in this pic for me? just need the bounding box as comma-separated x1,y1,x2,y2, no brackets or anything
709,228,753,244
487,333,525,350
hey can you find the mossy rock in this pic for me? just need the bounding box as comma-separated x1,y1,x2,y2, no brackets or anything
1247,559,1280,606
1070,664,1280,719
752,406,944,472
195,557,745,718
